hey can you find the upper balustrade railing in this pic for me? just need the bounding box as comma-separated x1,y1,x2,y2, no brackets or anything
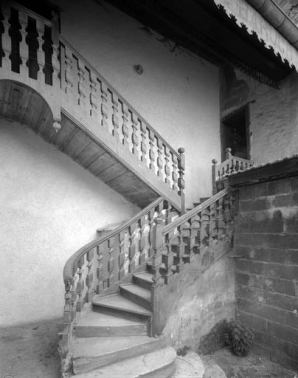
0,1,185,211
59,38,185,211
212,148,254,194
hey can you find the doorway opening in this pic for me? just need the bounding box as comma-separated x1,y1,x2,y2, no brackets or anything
221,106,250,162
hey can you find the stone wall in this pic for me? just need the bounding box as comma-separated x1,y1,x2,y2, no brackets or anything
233,172,298,370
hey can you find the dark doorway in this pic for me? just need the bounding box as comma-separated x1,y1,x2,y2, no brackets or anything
221,106,250,162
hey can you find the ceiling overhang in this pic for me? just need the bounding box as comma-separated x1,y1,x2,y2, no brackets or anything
214,0,298,72
105,0,296,85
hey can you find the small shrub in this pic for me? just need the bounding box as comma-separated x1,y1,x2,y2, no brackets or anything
224,319,254,357
177,345,190,356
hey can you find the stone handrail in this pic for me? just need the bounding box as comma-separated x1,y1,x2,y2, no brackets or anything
212,148,254,194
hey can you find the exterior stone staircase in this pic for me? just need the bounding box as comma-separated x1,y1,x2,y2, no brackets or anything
70,266,176,377
60,188,240,377
0,3,254,376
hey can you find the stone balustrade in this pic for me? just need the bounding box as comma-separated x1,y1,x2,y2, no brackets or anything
212,148,254,194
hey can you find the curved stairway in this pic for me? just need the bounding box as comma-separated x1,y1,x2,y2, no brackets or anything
71,268,177,377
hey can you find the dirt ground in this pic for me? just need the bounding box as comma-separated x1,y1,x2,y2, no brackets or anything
1,320,297,378
208,347,297,378
0,319,61,378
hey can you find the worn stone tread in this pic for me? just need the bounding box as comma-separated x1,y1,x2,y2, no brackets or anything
120,283,151,301
72,335,166,374
73,346,176,378
75,311,147,337
92,293,152,316
133,272,154,283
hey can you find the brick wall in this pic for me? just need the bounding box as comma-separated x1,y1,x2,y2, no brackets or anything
234,176,298,370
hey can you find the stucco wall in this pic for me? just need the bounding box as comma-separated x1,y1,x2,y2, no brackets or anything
58,0,220,207
0,119,139,326
157,236,235,349
220,65,298,165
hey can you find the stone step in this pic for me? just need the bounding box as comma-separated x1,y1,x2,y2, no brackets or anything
133,271,153,290
73,346,176,378
92,293,152,323
72,335,167,374
75,311,148,338
120,283,151,311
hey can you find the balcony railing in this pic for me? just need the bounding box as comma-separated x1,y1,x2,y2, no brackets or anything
212,148,254,193
0,1,185,211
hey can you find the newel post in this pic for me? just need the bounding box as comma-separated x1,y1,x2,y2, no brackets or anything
212,158,218,195
225,147,232,160
178,147,185,214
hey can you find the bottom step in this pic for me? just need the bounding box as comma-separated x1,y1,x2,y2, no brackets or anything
73,335,166,374
73,346,176,378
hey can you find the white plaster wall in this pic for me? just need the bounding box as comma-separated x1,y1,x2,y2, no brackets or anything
57,0,220,207
0,120,139,326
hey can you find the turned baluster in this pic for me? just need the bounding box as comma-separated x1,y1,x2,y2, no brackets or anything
148,207,156,258
205,205,215,247
107,237,115,287
214,199,220,240
85,249,94,302
1,2,11,71
178,148,186,214
138,215,147,264
152,218,164,283
212,159,218,195
128,223,137,272
223,194,231,234
190,215,201,256
60,44,73,94
63,280,72,326
157,139,164,179
164,146,171,187
101,81,109,129
131,112,139,157
9,7,22,74
112,93,120,140
96,245,104,294
70,275,77,321
121,103,129,147
195,214,204,254
175,224,185,273
89,70,99,119
172,153,179,192
18,10,29,78
217,197,224,238
34,19,46,82
77,59,87,109
118,231,126,280
51,11,60,87
140,120,148,164
76,256,85,311
148,129,156,172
